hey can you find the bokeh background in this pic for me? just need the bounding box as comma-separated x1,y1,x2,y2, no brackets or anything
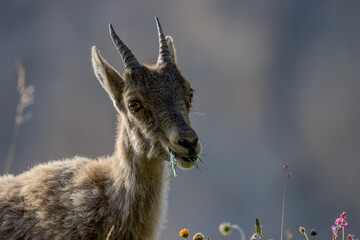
1,1,359,239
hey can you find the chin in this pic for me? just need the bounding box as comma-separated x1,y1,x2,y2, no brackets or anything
167,149,199,169
176,156,197,169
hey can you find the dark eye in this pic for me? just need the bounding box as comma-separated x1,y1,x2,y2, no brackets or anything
128,101,142,112
189,90,194,102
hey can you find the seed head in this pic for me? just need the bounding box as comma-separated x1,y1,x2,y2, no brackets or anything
193,232,205,240
285,230,294,240
310,229,317,236
299,226,306,234
219,222,232,236
282,162,289,172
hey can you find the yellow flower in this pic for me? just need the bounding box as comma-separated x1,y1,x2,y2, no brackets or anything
179,228,190,238
192,232,205,240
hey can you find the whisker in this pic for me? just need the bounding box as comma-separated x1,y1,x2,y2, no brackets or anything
186,157,201,172
193,111,207,118
197,156,204,164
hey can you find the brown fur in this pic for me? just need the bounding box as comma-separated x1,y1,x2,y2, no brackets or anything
0,24,201,239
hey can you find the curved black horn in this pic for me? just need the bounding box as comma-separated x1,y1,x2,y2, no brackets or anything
155,17,172,64
109,23,141,69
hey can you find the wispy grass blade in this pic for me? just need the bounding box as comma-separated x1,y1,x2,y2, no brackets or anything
162,151,203,181
256,218,262,240
4,62,34,174
161,170,174,182
162,150,178,181
170,150,178,177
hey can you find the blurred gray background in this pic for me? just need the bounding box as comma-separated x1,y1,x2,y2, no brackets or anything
1,0,359,239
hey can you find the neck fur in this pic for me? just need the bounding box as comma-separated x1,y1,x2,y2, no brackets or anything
112,115,167,184
105,115,168,239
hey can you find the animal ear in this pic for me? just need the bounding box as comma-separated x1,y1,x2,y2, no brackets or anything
166,36,177,63
92,46,124,102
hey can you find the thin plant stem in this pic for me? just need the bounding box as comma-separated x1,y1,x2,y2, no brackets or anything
342,227,344,240
3,62,34,174
281,181,286,240
4,122,21,174
304,233,310,240
231,224,245,240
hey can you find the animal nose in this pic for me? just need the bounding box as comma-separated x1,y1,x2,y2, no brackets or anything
178,137,199,149
171,125,200,156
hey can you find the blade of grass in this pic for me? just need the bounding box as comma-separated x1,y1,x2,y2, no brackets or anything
161,170,174,182
162,150,178,181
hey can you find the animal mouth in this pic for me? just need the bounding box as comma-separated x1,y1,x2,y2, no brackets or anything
169,149,196,160
161,149,202,181
168,149,201,169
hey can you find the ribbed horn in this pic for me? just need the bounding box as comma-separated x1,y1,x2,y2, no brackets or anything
155,17,172,64
109,23,141,69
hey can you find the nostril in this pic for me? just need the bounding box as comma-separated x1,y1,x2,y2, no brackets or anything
178,137,198,149
178,138,191,148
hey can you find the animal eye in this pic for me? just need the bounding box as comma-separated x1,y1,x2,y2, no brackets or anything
189,90,194,102
128,101,142,112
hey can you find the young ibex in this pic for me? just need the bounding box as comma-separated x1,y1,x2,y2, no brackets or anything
0,17,201,240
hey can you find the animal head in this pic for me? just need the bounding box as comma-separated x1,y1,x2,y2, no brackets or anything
91,17,201,168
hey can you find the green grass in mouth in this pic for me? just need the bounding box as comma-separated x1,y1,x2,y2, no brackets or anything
162,150,202,182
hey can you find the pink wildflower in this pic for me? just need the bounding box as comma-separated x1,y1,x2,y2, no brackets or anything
331,225,338,240
347,234,358,240
335,212,349,229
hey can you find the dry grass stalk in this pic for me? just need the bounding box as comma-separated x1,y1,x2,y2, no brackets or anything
105,225,115,240
3,62,35,174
